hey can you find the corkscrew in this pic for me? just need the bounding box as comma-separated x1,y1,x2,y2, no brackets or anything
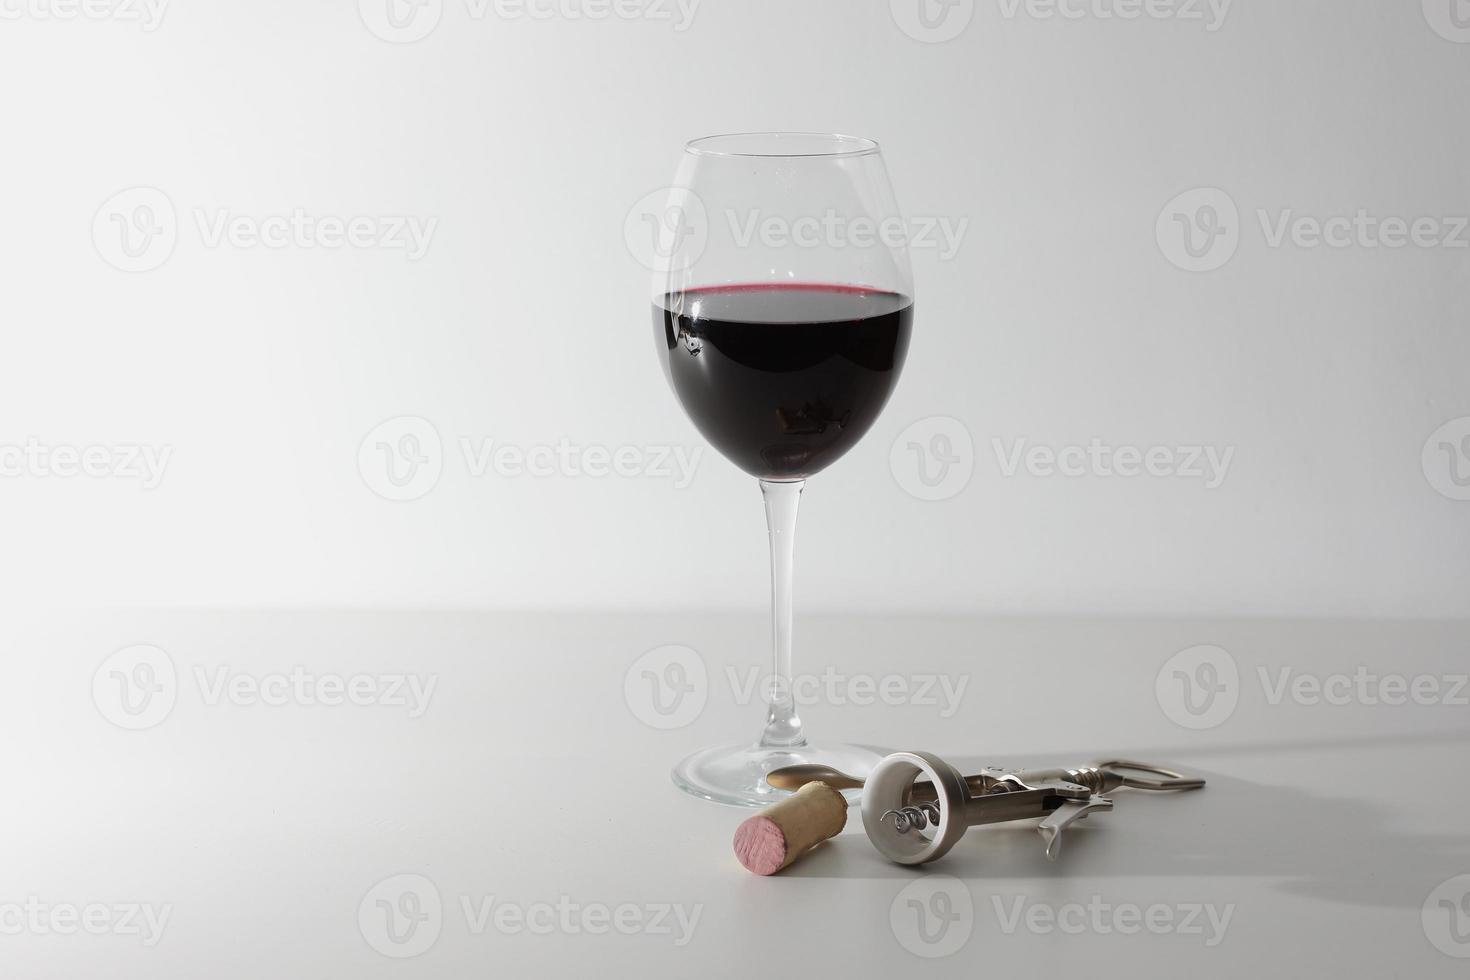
766,754,1204,866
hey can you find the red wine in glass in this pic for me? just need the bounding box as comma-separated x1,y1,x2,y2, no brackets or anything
655,283,913,481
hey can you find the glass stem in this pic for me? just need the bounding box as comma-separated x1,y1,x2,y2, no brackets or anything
758,479,806,748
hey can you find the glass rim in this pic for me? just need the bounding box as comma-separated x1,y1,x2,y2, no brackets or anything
684,132,882,159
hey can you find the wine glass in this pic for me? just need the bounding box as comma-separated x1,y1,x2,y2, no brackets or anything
649,133,914,806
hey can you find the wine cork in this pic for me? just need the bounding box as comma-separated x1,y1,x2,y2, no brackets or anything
733,781,848,875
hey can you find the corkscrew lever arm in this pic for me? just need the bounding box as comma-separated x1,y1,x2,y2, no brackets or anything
1036,795,1114,861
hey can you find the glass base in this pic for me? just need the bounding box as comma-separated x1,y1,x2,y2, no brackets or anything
671,740,884,808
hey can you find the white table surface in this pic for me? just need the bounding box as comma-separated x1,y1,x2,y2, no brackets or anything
6,610,1468,977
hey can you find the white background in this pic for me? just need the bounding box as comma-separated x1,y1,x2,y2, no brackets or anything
2,0,1467,617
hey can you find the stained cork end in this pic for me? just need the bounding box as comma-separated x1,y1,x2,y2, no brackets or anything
733,781,848,875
